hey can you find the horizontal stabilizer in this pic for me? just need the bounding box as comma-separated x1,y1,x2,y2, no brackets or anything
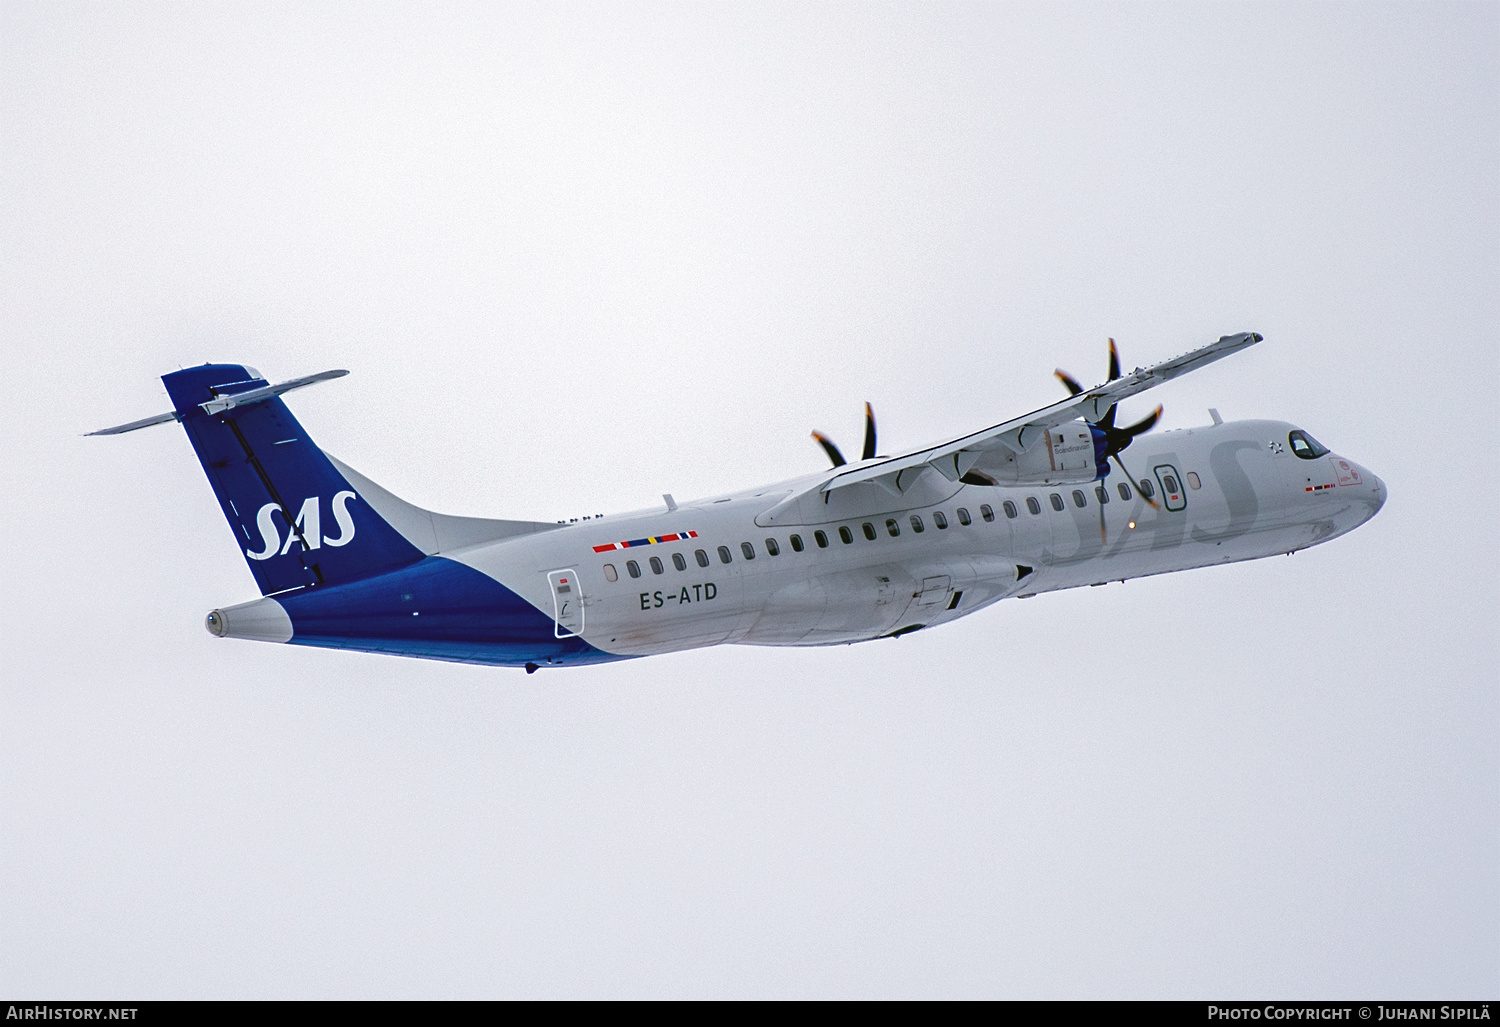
88,368,348,436
86,410,180,436
198,369,347,415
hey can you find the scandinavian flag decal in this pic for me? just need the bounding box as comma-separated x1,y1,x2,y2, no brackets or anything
592,530,699,554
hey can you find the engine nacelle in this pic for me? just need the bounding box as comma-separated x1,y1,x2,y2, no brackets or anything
969,421,1106,486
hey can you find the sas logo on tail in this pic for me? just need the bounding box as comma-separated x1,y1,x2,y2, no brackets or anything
245,491,357,560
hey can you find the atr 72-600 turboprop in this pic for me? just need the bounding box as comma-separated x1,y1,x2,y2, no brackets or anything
93,332,1384,672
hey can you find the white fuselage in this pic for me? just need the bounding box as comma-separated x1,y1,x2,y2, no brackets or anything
442,418,1386,659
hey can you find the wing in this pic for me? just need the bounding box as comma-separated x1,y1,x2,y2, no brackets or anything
821,331,1261,496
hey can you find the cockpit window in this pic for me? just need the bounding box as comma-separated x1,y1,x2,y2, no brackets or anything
1288,430,1330,459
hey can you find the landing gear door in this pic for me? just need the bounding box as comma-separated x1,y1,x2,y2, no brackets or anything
547,569,584,638
914,575,952,607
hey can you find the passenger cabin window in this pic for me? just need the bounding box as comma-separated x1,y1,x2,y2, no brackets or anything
933,511,949,529
956,508,972,526
766,538,780,556
1186,472,1201,490
1003,500,1017,519
627,560,641,578
1117,482,1132,501
815,530,829,548
909,515,925,533
1288,430,1331,459
790,534,804,552
603,563,618,582
1139,478,1155,499
1049,493,1065,512
718,545,733,564
1095,485,1109,505
885,518,900,537
1026,497,1041,515
672,552,686,571
741,542,756,560
838,526,853,544
862,522,877,541
980,504,995,522
695,549,710,567
650,556,664,575
1163,474,1180,495
1072,490,1087,508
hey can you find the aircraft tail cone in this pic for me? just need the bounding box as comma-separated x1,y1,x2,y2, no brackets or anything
206,597,293,643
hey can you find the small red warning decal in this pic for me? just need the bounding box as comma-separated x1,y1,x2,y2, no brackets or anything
1331,458,1362,486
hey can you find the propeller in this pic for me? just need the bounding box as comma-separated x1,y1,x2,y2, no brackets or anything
1055,338,1162,514
812,402,878,469
811,431,846,468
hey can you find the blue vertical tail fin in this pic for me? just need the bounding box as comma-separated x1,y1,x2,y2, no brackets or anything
161,364,425,595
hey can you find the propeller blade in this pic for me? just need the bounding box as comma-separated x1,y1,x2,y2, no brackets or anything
1119,404,1163,439
1099,492,1108,544
1114,454,1160,510
811,431,846,468
1097,339,1122,429
1054,369,1084,397
862,402,877,461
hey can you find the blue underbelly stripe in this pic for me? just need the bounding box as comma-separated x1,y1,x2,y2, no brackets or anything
275,555,631,669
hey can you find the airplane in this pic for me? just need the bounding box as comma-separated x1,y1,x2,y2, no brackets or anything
91,332,1385,673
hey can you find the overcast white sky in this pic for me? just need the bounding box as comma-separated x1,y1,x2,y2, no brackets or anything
2,1,1495,998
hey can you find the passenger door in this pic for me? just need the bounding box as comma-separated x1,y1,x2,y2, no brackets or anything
547,568,584,638
1153,464,1188,512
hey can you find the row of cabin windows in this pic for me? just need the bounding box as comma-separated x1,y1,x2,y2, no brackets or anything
598,473,1205,581
996,472,1200,520
600,505,996,580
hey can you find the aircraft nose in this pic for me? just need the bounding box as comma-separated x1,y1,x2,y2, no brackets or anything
1347,460,1386,519
1368,470,1387,515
